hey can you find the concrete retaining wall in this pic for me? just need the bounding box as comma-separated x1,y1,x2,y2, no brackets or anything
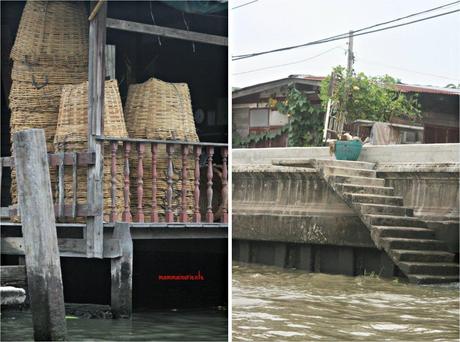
233,162,459,255
233,143,460,165
233,165,374,248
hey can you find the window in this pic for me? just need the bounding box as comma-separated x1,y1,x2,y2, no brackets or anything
249,108,269,128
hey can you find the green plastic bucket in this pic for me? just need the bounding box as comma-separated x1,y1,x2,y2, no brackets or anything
335,140,363,161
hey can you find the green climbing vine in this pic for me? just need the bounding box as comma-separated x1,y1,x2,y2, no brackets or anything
275,85,324,147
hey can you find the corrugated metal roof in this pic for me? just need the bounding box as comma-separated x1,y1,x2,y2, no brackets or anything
234,75,460,97
394,84,460,96
292,75,460,96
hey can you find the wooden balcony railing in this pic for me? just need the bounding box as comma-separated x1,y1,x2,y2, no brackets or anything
1,139,228,225
97,136,228,224
0,152,98,219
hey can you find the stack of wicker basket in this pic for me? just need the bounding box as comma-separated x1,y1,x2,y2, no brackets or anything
54,80,128,222
9,0,88,149
124,77,199,220
9,1,88,213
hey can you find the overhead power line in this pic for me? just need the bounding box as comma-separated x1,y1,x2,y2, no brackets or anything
355,55,460,81
232,0,258,10
233,46,345,76
233,4,460,60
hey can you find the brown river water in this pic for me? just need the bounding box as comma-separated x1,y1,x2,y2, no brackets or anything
233,263,459,341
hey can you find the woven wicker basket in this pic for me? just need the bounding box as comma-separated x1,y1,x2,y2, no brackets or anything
11,60,87,85
124,77,200,220
124,77,199,142
54,80,128,222
9,82,63,113
10,1,88,66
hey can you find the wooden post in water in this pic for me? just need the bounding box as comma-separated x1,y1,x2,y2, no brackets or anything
111,222,133,319
87,0,107,258
13,129,67,341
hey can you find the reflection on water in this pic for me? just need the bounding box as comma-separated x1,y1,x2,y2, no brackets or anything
1,308,227,341
233,263,459,341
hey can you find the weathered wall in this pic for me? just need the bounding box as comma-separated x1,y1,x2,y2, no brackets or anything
233,165,374,248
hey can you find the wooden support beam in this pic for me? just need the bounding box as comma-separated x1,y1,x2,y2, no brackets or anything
2,152,96,168
13,129,67,341
106,18,228,46
111,222,133,319
0,265,27,288
1,237,122,259
87,1,107,258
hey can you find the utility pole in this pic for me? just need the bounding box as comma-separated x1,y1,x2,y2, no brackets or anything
347,30,354,76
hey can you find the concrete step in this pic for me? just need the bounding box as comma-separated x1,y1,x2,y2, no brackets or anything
355,203,414,216
371,226,435,240
364,215,426,228
328,175,385,187
391,249,456,263
323,166,377,178
315,159,376,170
381,238,447,251
336,183,394,196
344,193,404,206
407,274,459,284
398,262,459,276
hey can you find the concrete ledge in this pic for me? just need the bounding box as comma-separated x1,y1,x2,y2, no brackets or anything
233,143,460,165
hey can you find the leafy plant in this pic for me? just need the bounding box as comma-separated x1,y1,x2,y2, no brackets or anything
275,85,324,147
319,66,421,123
232,126,288,148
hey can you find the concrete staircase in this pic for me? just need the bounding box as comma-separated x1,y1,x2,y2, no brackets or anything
276,158,459,284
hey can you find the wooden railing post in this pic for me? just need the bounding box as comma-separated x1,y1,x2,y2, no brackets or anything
71,152,78,219
221,147,228,223
122,142,132,222
193,146,201,222
13,129,67,340
110,141,118,222
86,0,107,258
165,144,175,223
136,143,145,222
206,146,214,223
151,143,159,222
57,152,65,219
180,145,189,222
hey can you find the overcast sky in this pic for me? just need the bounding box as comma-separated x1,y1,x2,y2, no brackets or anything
230,0,460,88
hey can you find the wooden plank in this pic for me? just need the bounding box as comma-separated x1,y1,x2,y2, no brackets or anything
12,129,67,340
49,152,96,167
0,265,27,288
1,156,14,168
86,1,107,259
57,152,65,218
8,204,99,218
71,153,78,218
88,0,106,21
3,152,95,168
105,44,116,80
106,18,228,47
1,237,122,259
111,222,133,318
0,207,10,218
0,158,3,193
95,135,228,147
